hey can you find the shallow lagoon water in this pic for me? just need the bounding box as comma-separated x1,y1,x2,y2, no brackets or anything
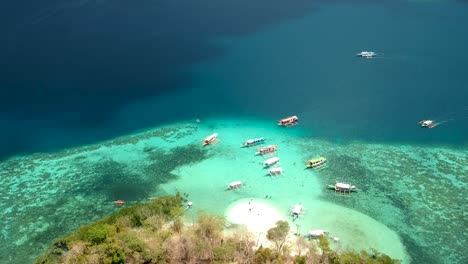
1,117,465,263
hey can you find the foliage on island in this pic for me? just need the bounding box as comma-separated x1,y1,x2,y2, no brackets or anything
36,194,400,264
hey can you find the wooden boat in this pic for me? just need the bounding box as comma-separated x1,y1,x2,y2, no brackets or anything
256,145,278,155
268,167,284,176
228,181,243,190
327,182,357,192
242,137,265,147
202,133,218,146
278,115,299,126
306,157,327,169
263,157,280,167
114,200,126,206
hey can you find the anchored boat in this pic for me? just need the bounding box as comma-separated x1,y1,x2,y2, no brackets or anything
306,157,327,169
290,204,303,221
278,115,299,126
228,181,243,190
256,145,278,155
308,229,328,238
268,167,284,176
114,200,126,206
263,157,280,167
242,137,265,147
202,133,218,146
327,182,357,192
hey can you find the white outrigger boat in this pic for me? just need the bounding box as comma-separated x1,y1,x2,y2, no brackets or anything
356,51,376,58
263,157,280,167
228,181,243,190
202,133,219,146
327,182,357,194
290,204,303,221
268,167,284,176
308,229,329,238
418,120,437,128
242,137,265,147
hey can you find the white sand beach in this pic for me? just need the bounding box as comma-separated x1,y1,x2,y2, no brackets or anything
225,198,285,233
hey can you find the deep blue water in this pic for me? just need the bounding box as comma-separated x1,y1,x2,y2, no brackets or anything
1,0,467,161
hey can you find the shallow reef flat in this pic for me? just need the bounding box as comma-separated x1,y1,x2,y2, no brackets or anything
0,123,207,263
0,118,465,264
296,140,467,264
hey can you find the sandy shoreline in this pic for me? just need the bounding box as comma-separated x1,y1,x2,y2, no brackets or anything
225,198,285,233
225,198,294,247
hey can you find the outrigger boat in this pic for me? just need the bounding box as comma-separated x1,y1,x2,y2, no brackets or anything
268,167,284,176
290,204,303,221
242,137,265,147
114,200,126,206
308,229,329,238
306,157,327,169
356,51,376,58
202,133,218,146
327,182,357,193
228,181,243,190
263,157,280,167
278,115,299,127
418,120,437,128
256,145,278,155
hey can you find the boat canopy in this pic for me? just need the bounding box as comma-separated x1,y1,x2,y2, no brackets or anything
309,229,326,237
264,157,280,166
279,115,298,123
257,145,278,154
269,167,283,174
229,181,243,189
336,182,353,189
308,157,326,164
243,137,265,146
292,204,303,215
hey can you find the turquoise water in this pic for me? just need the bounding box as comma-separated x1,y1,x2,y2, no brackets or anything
1,1,467,263
0,118,466,263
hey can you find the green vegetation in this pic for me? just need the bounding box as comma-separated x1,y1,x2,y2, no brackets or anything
36,194,400,264
266,220,290,252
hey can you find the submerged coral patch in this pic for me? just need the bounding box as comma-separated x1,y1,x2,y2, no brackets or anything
309,142,467,264
0,123,207,264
